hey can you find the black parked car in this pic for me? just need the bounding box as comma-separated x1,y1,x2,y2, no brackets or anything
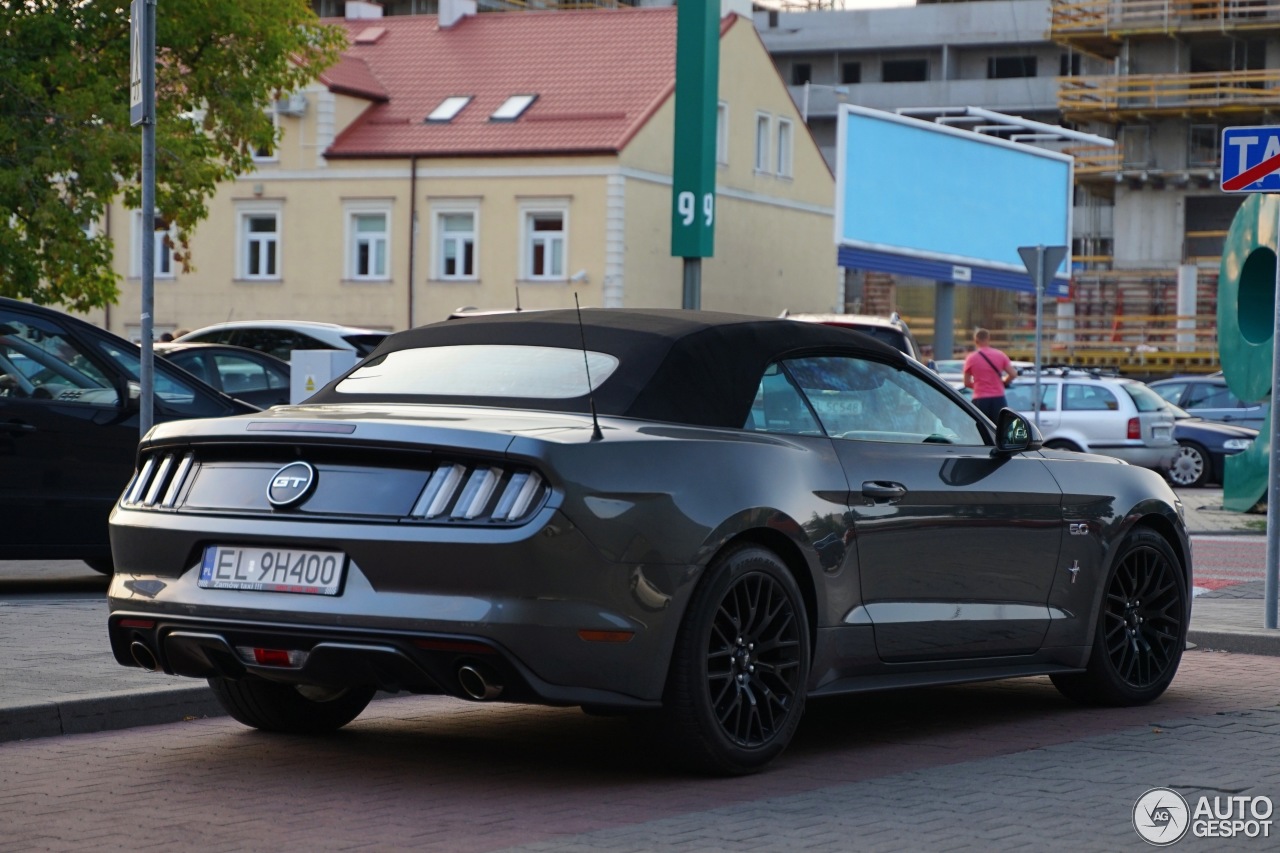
1167,404,1257,488
0,298,256,573
156,342,291,408
107,310,1191,774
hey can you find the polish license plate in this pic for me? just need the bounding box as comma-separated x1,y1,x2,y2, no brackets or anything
199,545,346,596
1153,426,1171,441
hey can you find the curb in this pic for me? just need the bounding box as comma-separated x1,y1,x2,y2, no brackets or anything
0,686,225,744
1186,627,1280,658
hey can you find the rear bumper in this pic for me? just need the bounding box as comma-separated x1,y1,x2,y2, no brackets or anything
1090,444,1177,472
108,612,660,710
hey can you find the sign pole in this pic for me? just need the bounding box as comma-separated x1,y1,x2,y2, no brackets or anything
130,0,157,435
670,0,719,309
1018,245,1066,430
1266,197,1280,629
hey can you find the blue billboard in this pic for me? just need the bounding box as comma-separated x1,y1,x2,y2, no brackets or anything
834,105,1072,296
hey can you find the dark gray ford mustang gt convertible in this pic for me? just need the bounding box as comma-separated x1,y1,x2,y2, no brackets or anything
107,309,1191,774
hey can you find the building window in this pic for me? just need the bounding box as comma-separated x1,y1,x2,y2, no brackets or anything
791,63,812,86
841,62,862,85
1120,124,1152,168
1060,53,1081,77
1188,124,1220,168
776,118,793,178
716,102,729,166
523,209,566,280
882,59,927,83
988,56,1038,79
252,111,280,162
131,211,175,278
437,210,477,280
239,211,280,279
755,113,771,173
347,210,389,280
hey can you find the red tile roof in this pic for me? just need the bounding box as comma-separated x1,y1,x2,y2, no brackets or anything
322,8,736,159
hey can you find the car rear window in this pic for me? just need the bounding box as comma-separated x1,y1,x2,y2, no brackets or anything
344,333,389,357
1122,382,1168,413
334,344,619,399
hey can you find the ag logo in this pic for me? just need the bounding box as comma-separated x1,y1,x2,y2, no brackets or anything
267,461,316,508
1134,788,1190,846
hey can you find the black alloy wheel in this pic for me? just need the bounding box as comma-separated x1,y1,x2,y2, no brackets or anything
1167,441,1208,488
1052,527,1186,706
656,545,810,775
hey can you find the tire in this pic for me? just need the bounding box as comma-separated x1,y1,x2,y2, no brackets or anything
1044,439,1082,452
208,676,375,733
1051,528,1187,706
1167,441,1208,488
656,544,810,775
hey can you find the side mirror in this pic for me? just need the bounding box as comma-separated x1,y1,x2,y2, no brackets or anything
120,379,141,413
993,409,1043,455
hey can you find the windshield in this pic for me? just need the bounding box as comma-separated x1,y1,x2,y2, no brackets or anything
1122,382,1169,413
335,344,620,398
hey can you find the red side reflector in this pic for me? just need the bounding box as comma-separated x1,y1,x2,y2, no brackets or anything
413,639,496,655
1127,417,1141,440
118,619,155,629
578,630,635,644
252,648,292,667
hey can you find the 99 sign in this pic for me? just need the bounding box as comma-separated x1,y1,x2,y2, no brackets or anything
676,191,715,228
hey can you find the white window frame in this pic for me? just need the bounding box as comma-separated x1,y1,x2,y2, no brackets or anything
236,204,282,281
130,210,176,279
519,202,569,282
776,118,794,179
716,101,729,167
755,112,771,174
432,202,480,281
344,203,392,281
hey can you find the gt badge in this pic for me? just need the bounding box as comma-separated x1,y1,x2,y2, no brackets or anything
267,461,317,508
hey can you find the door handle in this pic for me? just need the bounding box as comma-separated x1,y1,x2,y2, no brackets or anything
861,481,906,502
2,420,36,434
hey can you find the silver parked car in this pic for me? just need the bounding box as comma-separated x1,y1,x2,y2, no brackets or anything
1005,370,1178,473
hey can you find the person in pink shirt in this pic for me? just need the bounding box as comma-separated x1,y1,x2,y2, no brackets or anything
962,328,1018,421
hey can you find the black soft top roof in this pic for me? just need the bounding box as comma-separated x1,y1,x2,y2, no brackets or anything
309,308,905,428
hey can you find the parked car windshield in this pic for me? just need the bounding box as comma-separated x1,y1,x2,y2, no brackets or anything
335,344,620,399
1122,382,1168,413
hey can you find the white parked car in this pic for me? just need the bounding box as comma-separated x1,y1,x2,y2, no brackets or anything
176,321,388,362
1004,369,1178,473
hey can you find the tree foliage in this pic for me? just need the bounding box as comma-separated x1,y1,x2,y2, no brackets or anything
0,0,345,310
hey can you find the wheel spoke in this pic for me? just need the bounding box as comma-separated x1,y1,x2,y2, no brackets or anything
703,568,803,748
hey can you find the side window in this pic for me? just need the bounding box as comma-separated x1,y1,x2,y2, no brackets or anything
1006,383,1057,411
787,355,985,445
233,329,314,360
1151,382,1186,406
213,354,270,393
743,364,823,435
0,312,119,406
169,353,213,386
92,339,226,416
1063,383,1119,411
1186,383,1247,410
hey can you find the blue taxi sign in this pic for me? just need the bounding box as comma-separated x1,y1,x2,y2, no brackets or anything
1222,126,1280,193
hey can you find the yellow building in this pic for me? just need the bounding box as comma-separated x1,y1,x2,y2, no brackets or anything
89,6,839,339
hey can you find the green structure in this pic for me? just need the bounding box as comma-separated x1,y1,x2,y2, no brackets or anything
1219,193,1276,511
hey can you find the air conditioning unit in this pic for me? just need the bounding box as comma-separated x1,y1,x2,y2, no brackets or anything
274,94,308,117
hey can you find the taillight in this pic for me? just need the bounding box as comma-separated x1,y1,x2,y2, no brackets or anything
1127,417,1141,439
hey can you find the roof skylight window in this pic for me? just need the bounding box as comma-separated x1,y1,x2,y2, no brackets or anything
490,95,537,122
426,96,473,123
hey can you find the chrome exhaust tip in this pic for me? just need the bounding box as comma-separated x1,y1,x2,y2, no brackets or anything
129,640,159,673
457,664,503,701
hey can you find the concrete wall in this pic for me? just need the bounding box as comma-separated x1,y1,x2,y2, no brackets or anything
1113,187,1184,268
